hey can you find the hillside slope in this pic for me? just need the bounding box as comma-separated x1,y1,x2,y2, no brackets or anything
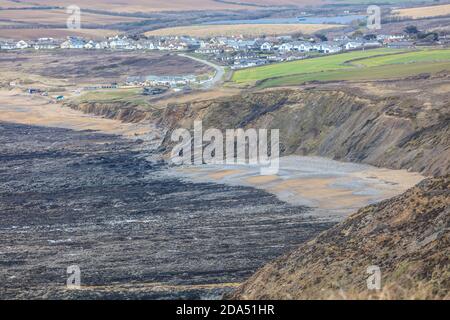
230,176,449,299
66,74,450,176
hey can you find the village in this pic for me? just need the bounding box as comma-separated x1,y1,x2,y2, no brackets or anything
2,25,447,101
0,30,438,71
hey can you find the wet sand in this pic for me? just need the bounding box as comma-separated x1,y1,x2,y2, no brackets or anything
172,156,424,218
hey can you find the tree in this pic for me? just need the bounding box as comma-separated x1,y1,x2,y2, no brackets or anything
418,32,439,42
363,34,377,40
404,25,419,35
315,33,328,42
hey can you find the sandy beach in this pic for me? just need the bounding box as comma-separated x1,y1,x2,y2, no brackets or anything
171,157,424,218
0,89,153,138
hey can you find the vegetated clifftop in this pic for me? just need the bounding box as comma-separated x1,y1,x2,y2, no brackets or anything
66,76,450,177
230,176,449,299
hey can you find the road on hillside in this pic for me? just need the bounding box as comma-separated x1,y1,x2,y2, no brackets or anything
178,53,226,89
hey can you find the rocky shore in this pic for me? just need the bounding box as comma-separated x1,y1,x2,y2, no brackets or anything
0,122,332,299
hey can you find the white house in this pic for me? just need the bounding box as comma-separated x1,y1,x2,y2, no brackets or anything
84,40,96,49
33,38,57,50
60,37,85,49
109,37,132,50
344,41,363,50
139,40,156,50
363,41,381,48
292,42,313,52
260,42,272,51
0,41,15,50
278,43,293,53
320,44,341,54
16,40,29,49
95,41,109,49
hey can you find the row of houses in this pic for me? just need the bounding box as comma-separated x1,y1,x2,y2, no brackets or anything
126,75,198,88
0,35,201,51
1,33,412,54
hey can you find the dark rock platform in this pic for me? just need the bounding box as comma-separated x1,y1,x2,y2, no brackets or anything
0,122,333,299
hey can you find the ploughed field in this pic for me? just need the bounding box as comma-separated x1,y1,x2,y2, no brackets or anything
0,122,332,299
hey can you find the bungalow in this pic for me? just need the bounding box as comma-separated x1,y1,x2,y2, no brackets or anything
34,38,57,50
388,41,415,49
16,40,29,49
139,40,156,50
60,37,85,49
84,40,96,49
95,41,109,50
233,59,267,69
377,34,405,42
195,46,221,54
344,41,363,50
109,37,132,50
315,43,342,54
363,41,382,48
292,41,313,52
278,43,293,53
0,41,16,50
145,75,197,87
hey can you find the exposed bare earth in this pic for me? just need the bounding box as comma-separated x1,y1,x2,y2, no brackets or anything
145,24,341,38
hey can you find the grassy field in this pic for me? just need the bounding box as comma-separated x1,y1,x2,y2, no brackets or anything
354,49,450,67
146,24,340,38
231,48,450,88
75,88,151,107
232,48,401,84
258,61,450,88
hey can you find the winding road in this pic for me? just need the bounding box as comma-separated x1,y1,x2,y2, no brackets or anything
178,53,226,89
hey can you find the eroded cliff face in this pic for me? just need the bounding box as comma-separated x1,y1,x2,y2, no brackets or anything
64,76,450,299
159,88,449,176
67,76,449,176
230,176,449,300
